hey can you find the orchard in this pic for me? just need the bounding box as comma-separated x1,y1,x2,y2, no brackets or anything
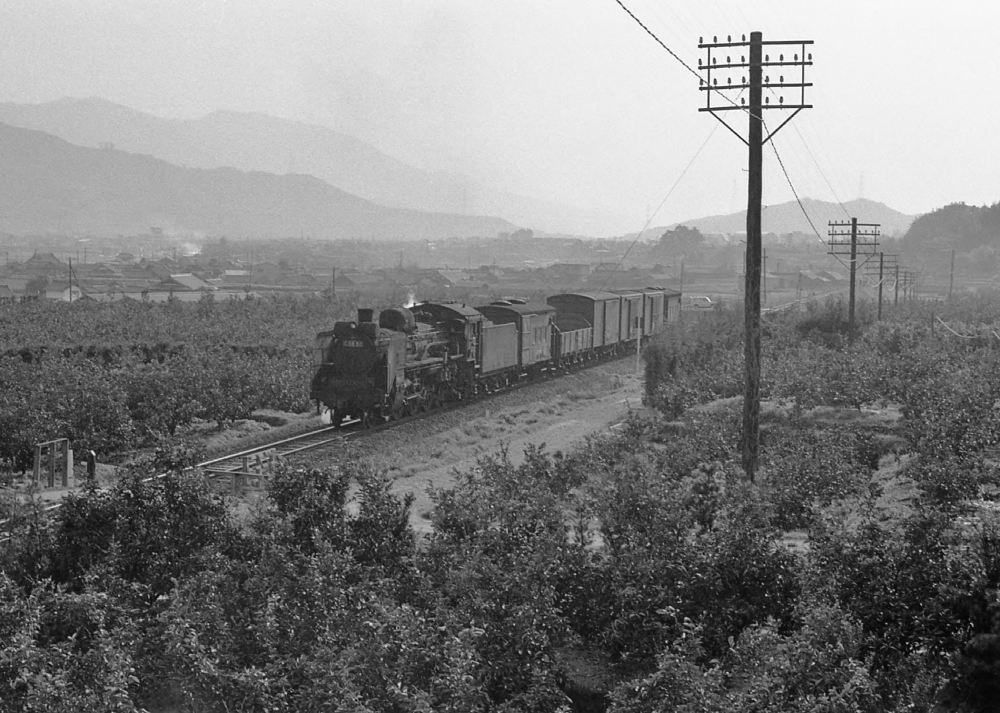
1,291,999,711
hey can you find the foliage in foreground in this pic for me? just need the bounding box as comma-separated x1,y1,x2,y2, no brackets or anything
2,294,1000,711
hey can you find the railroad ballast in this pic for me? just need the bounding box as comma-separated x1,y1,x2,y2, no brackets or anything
310,289,682,426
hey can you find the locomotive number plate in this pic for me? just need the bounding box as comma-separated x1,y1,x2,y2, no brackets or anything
341,339,365,348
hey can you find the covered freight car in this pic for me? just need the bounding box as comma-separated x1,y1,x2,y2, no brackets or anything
476,301,555,372
610,289,643,343
641,288,665,335
662,289,683,323
546,292,622,351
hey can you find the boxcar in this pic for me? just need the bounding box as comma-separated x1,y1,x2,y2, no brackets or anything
641,288,666,335
611,289,643,342
664,289,683,324
476,301,555,369
546,292,622,350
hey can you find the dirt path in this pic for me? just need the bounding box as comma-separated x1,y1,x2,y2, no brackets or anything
348,361,646,533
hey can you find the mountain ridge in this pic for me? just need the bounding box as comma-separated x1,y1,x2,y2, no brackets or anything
0,97,628,236
0,120,516,239
633,198,917,240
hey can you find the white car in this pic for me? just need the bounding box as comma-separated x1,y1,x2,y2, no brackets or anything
684,295,715,309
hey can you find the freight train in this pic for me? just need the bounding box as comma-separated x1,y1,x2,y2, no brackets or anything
310,289,682,426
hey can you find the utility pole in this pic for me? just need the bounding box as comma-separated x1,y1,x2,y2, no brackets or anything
894,265,900,306
877,252,884,320
828,219,879,344
866,253,897,319
900,270,916,302
948,249,955,300
762,248,767,307
699,32,813,481
849,228,855,337
635,317,641,375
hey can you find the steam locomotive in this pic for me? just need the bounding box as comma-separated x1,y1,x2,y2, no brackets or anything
310,289,681,426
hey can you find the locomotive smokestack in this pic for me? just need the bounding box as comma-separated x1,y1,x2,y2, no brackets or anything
357,308,374,323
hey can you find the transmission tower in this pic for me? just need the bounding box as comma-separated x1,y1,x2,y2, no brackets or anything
698,32,813,481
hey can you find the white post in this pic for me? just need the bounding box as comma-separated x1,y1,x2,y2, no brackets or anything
635,317,641,374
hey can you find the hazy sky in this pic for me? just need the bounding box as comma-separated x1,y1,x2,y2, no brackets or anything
1,0,997,235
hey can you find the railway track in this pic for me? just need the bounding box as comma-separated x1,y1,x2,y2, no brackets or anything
1,348,641,539
198,424,347,473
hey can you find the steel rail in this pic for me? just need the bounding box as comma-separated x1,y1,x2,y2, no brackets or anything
1,339,648,538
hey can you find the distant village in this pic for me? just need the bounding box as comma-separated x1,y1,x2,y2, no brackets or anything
0,231,858,305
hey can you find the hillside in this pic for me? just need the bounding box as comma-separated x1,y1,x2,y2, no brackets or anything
902,201,1000,250
633,198,917,240
0,97,627,236
0,121,515,239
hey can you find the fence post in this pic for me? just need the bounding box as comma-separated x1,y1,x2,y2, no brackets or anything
63,441,73,487
33,443,42,484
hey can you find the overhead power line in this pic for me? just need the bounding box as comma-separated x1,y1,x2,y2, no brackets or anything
598,122,721,293
767,136,828,247
611,0,703,82
613,0,851,234
790,122,852,220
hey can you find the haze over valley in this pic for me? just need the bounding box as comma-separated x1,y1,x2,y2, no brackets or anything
0,115,517,240
0,98,928,246
0,98,626,237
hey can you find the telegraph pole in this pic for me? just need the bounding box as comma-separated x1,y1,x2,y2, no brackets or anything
828,219,879,344
948,249,955,300
877,252,884,320
849,222,856,339
699,32,812,481
865,252,897,321
762,248,767,306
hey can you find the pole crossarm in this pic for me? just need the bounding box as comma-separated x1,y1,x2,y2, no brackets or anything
864,253,898,278
697,34,813,144
828,221,880,262
827,219,882,276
